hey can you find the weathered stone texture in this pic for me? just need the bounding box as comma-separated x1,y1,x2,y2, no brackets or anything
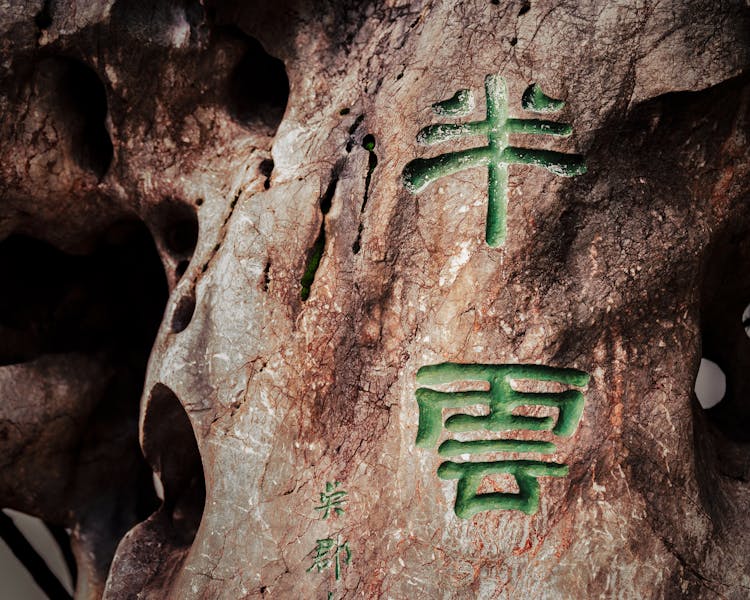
0,0,749,598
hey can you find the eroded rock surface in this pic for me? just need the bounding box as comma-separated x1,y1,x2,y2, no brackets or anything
1,0,749,598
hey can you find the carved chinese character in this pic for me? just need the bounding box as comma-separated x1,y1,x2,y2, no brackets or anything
314,481,347,520
403,75,586,246
416,362,589,517
307,536,352,580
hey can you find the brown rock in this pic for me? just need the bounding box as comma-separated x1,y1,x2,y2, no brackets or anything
0,0,748,598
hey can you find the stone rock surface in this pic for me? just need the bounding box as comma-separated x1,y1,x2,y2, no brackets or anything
0,0,749,598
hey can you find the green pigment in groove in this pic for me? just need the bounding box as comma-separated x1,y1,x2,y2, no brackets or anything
431,89,475,116
415,362,590,517
299,235,324,300
415,362,589,449
438,438,556,457
402,74,586,246
438,460,568,517
300,171,338,300
521,83,565,112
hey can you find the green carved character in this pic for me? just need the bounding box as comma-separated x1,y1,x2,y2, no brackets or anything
438,460,568,517
415,362,589,517
314,481,347,520
307,536,351,581
403,75,586,246
416,363,589,448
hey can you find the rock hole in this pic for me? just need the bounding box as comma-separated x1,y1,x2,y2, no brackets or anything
259,158,274,190
171,289,196,333
0,221,165,590
362,133,376,152
168,220,198,259
518,0,531,16
510,37,518,46
195,198,204,207
228,35,289,132
339,107,350,115
319,170,338,215
346,114,365,152
142,384,206,546
165,216,199,256
694,358,726,409
742,303,750,338
348,115,365,136
175,260,189,279
34,0,52,29
697,178,750,442
353,134,378,254
263,261,271,292
149,200,199,285
40,57,113,179
300,169,339,301
154,201,199,258
299,222,326,301
0,221,167,366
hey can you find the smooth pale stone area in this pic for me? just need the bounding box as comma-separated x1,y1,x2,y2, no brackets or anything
694,358,727,409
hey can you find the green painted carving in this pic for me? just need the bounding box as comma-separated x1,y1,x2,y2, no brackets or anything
314,481,347,519
521,82,566,113
438,460,568,517
307,536,351,580
438,438,556,457
300,238,324,300
416,363,589,448
402,74,586,246
415,362,589,517
431,89,475,116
